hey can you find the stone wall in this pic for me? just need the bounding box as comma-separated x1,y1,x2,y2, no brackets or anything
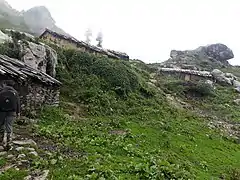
0,75,60,115
158,70,214,82
20,81,60,115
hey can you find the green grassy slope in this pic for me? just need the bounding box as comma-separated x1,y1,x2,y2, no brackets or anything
0,41,239,179
33,48,240,179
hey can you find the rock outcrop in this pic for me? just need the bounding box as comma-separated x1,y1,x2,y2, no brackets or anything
19,41,58,77
0,30,58,77
205,44,234,62
161,43,234,71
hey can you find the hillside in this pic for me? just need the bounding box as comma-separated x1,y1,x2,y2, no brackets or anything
0,0,69,36
0,33,239,179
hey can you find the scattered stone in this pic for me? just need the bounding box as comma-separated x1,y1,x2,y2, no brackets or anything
39,170,49,180
21,160,29,163
29,151,38,157
17,154,26,159
211,69,232,85
58,156,63,161
235,87,240,93
24,170,49,180
233,99,240,105
26,147,36,152
13,139,37,146
0,164,15,173
16,147,25,152
50,159,57,165
109,130,127,135
46,152,53,157
0,146,4,151
233,80,240,88
225,73,237,80
0,151,7,156
7,154,14,159
18,160,30,169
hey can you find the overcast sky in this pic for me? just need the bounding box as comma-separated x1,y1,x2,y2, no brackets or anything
6,0,240,65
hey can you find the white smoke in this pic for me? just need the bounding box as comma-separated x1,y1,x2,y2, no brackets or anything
96,31,103,48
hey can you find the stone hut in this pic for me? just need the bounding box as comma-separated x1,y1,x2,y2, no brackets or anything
158,68,214,82
0,54,61,115
39,29,129,60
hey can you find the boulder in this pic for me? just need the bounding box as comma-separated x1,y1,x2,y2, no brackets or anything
211,69,232,85
19,41,57,77
13,139,37,146
20,41,47,72
233,99,240,105
235,87,240,93
161,43,234,71
206,44,234,62
225,73,237,80
233,80,240,88
211,69,224,76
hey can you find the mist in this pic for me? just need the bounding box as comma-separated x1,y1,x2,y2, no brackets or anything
6,0,240,65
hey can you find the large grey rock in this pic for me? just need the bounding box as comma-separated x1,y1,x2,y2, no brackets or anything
160,43,234,71
29,151,38,157
20,41,47,72
17,154,26,159
211,69,224,76
16,146,24,152
235,87,240,93
211,69,232,85
225,73,237,80
19,41,57,77
44,44,57,77
13,139,37,146
233,80,240,88
233,99,240,105
206,44,234,62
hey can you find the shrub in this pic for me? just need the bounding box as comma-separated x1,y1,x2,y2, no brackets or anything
53,48,156,115
187,80,215,97
0,41,20,59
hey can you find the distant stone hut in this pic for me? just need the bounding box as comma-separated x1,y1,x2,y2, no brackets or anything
39,29,129,60
0,54,61,115
158,68,214,82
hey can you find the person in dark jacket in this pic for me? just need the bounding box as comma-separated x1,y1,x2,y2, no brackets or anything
0,80,20,150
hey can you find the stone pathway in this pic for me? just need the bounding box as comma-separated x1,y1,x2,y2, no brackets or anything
0,124,50,180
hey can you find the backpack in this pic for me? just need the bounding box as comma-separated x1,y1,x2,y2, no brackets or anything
0,87,18,112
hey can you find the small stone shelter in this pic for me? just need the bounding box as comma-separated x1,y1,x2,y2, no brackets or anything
0,54,61,115
158,68,214,82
